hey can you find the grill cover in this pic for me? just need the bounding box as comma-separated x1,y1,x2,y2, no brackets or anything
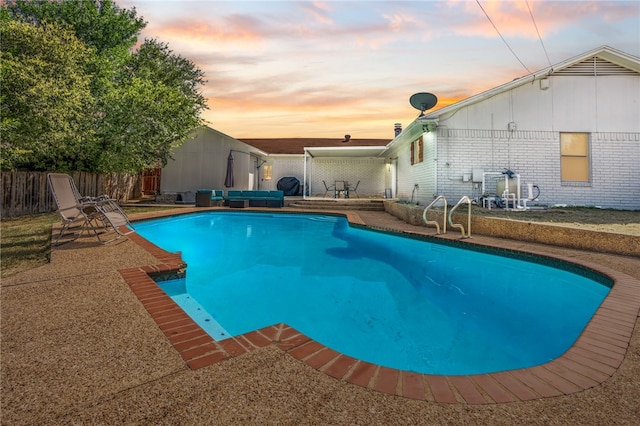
277,176,300,196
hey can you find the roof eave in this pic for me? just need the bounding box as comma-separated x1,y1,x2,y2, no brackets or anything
304,145,389,158
421,45,640,121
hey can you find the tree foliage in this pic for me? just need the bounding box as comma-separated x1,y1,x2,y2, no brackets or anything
1,20,96,170
1,0,208,173
4,0,144,52
97,39,208,172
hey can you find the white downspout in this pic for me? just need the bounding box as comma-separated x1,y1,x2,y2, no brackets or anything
303,149,307,200
433,131,438,197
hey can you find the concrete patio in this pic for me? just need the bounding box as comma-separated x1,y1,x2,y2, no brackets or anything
2,208,638,425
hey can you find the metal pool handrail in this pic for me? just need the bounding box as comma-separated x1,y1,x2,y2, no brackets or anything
448,196,472,238
422,195,447,234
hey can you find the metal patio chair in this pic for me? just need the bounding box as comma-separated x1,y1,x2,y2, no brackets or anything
322,180,335,198
348,180,360,198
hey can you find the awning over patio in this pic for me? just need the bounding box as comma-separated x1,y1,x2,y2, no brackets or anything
303,145,389,198
304,145,388,158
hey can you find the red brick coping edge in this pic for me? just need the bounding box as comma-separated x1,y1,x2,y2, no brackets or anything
120,222,639,404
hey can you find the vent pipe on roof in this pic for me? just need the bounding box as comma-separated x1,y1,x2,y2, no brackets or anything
394,123,402,137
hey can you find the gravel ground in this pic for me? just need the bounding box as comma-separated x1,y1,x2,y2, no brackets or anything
1,209,638,425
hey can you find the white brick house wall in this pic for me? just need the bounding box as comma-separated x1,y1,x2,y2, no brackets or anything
385,129,437,204
256,155,387,197
259,156,304,191
389,126,640,210
429,129,640,209
308,158,386,197
388,48,640,210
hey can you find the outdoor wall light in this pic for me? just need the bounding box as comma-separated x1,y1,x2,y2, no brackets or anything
422,122,437,133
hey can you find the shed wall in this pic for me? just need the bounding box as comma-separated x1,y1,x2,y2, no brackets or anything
161,128,255,193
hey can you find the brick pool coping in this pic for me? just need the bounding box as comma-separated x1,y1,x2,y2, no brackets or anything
119,210,640,404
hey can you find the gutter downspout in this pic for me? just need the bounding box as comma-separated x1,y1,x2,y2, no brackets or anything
303,149,308,200
433,131,438,197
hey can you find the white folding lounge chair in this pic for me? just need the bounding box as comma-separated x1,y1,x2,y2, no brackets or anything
47,173,134,245
89,197,135,244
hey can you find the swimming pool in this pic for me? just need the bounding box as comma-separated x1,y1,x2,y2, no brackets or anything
135,211,611,375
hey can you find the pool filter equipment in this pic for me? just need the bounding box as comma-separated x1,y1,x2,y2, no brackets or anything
526,183,540,201
521,182,541,209
482,168,541,210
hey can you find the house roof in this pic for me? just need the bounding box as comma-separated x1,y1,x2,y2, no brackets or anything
238,138,390,156
419,45,640,123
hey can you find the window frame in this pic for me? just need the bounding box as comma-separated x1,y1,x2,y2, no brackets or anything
410,136,424,166
262,164,272,181
410,141,415,165
560,132,591,185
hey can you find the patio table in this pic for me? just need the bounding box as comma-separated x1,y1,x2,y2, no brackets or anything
334,181,349,198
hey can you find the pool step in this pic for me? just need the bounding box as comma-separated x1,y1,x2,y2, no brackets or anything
288,199,385,211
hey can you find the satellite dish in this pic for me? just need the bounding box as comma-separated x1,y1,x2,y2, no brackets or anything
410,92,438,117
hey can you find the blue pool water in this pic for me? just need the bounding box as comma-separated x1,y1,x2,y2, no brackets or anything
135,212,611,375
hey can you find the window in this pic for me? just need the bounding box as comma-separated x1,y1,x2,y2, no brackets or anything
560,133,590,182
410,141,415,165
410,136,424,165
263,164,272,181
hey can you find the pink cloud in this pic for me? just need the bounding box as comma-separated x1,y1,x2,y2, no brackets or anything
449,0,636,41
383,11,421,32
158,15,265,45
301,1,334,25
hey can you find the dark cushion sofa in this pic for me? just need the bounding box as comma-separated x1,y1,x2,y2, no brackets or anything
224,190,284,207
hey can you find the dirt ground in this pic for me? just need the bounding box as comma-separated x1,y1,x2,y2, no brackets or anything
472,206,640,236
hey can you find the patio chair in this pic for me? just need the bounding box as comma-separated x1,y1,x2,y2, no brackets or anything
349,181,360,198
47,173,134,245
322,180,335,198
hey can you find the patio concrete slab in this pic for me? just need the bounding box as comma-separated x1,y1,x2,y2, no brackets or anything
1,208,639,425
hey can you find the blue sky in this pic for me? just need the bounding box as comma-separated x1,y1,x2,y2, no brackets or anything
120,0,640,139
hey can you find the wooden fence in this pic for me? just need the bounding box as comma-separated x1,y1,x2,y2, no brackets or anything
1,171,141,217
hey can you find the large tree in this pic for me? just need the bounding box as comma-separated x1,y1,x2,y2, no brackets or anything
97,39,208,172
1,0,208,173
0,19,96,171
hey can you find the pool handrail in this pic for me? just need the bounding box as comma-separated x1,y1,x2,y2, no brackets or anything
448,195,472,238
422,195,447,234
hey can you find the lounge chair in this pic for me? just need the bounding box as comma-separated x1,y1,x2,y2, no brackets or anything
47,173,134,245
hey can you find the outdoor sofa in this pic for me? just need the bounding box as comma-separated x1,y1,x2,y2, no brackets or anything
224,190,284,208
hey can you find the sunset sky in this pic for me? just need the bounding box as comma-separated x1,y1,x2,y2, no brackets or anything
120,0,639,139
